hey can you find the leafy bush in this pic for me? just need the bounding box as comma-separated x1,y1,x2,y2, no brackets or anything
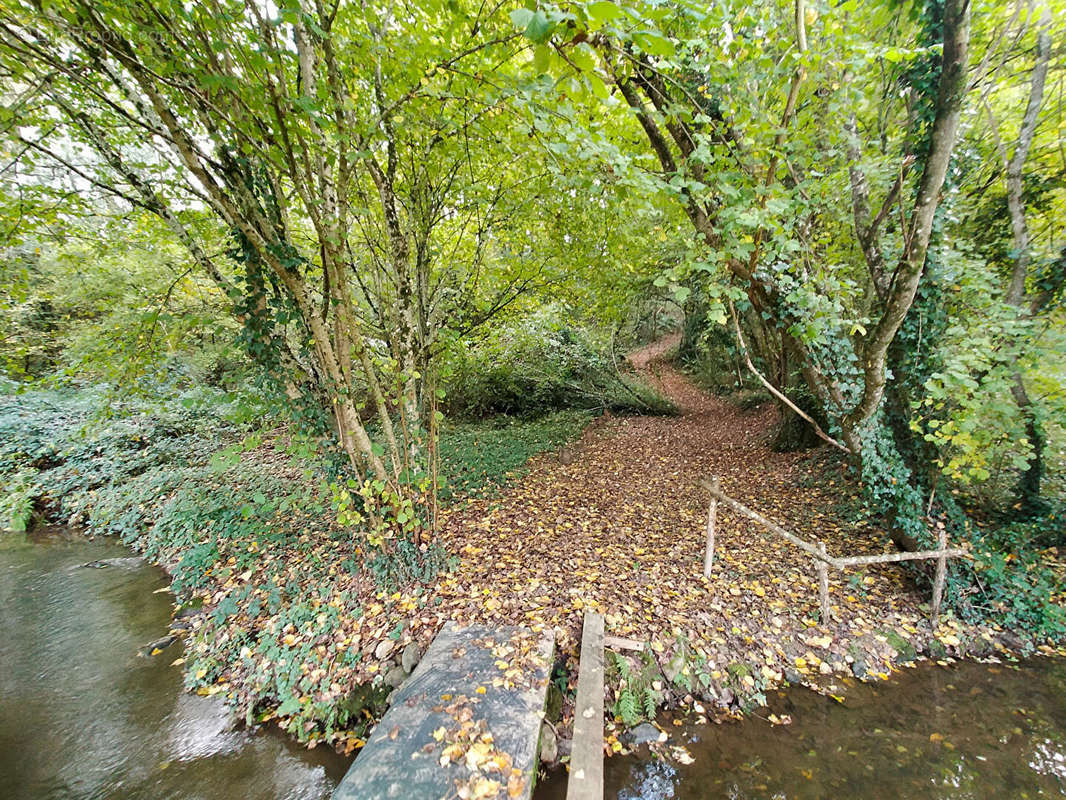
680,313,744,396
366,537,454,591
443,311,676,418
958,533,1066,639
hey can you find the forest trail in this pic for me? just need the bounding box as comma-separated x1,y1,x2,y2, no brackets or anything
434,333,953,691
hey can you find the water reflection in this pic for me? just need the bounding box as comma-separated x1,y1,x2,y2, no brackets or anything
537,658,1066,800
619,760,677,799
0,530,351,800
1031,738,1066,781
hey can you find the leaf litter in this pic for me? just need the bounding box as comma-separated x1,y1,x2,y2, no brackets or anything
169,334,1059,770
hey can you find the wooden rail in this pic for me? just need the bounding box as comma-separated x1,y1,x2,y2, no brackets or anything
699,476,968,625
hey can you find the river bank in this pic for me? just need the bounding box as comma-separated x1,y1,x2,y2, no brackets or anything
7,529,1066,800
3,350,1064,763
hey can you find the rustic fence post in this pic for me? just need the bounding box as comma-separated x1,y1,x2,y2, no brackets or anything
703,476,719,578
817,541,831,623
931,527,948,626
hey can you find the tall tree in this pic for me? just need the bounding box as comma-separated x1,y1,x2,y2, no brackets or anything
514,0,971,512
0,0,542,540
983,8,1055,509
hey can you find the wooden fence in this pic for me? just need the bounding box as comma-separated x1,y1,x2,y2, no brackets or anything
699,476,969,625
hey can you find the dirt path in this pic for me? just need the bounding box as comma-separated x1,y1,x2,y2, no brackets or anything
433,336,991,714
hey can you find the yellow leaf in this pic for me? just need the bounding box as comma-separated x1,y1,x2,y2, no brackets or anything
507,774,526,798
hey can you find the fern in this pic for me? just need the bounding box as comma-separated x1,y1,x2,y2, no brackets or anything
642,687,658,720
615,688,640,727
607,649,664,726
609,651,632,680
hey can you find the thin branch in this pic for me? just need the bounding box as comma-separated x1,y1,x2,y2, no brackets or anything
730,301,850,453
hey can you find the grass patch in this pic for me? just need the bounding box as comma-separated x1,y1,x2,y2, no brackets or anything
438,410,591,501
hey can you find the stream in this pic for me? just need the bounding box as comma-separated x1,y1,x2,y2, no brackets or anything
0,529,352,800
4,530,1066,799
537,656,1066,799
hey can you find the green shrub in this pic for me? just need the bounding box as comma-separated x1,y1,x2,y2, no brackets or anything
443,312,676,418
1,468,38,532
607,650,663,727
367,537,454,591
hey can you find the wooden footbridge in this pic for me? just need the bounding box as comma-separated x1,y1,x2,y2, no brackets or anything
332,616,605,800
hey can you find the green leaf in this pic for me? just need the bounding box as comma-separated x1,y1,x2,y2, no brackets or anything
632,31,676,58
534,44,551,74
586,72,610,100
587,1,624,25
525,10,556,44
509,7,534,29
569,42,597,73
277,695,303,716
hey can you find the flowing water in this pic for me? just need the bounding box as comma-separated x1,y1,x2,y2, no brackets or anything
5,528,1066,800
0,529,352,800
537,657,1066,800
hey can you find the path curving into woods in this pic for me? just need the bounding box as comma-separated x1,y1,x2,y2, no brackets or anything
432,333,997,717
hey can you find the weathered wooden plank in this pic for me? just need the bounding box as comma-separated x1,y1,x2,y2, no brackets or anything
603,634,643,652
333,622,554,800
566,612,604,800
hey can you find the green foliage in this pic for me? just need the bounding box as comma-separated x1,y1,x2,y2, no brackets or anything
184,584,388,744
366,537,454,592
437,410,590,500
607,649,663,727
680,313,744,396
1,468,37,532
963,532,1066,639
0,218,241,389
443,311,676,418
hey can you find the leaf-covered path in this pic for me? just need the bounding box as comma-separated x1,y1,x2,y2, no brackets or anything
175,335,1027,754
433,335,1001,708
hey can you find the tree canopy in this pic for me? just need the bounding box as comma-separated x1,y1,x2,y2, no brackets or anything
1,0,1063,577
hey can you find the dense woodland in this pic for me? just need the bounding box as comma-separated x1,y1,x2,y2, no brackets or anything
1,0,1065,751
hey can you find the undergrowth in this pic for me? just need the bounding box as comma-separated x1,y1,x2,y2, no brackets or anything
437,410,591,501
0,386,607,745
796,446,1066,642
444,313,676,418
